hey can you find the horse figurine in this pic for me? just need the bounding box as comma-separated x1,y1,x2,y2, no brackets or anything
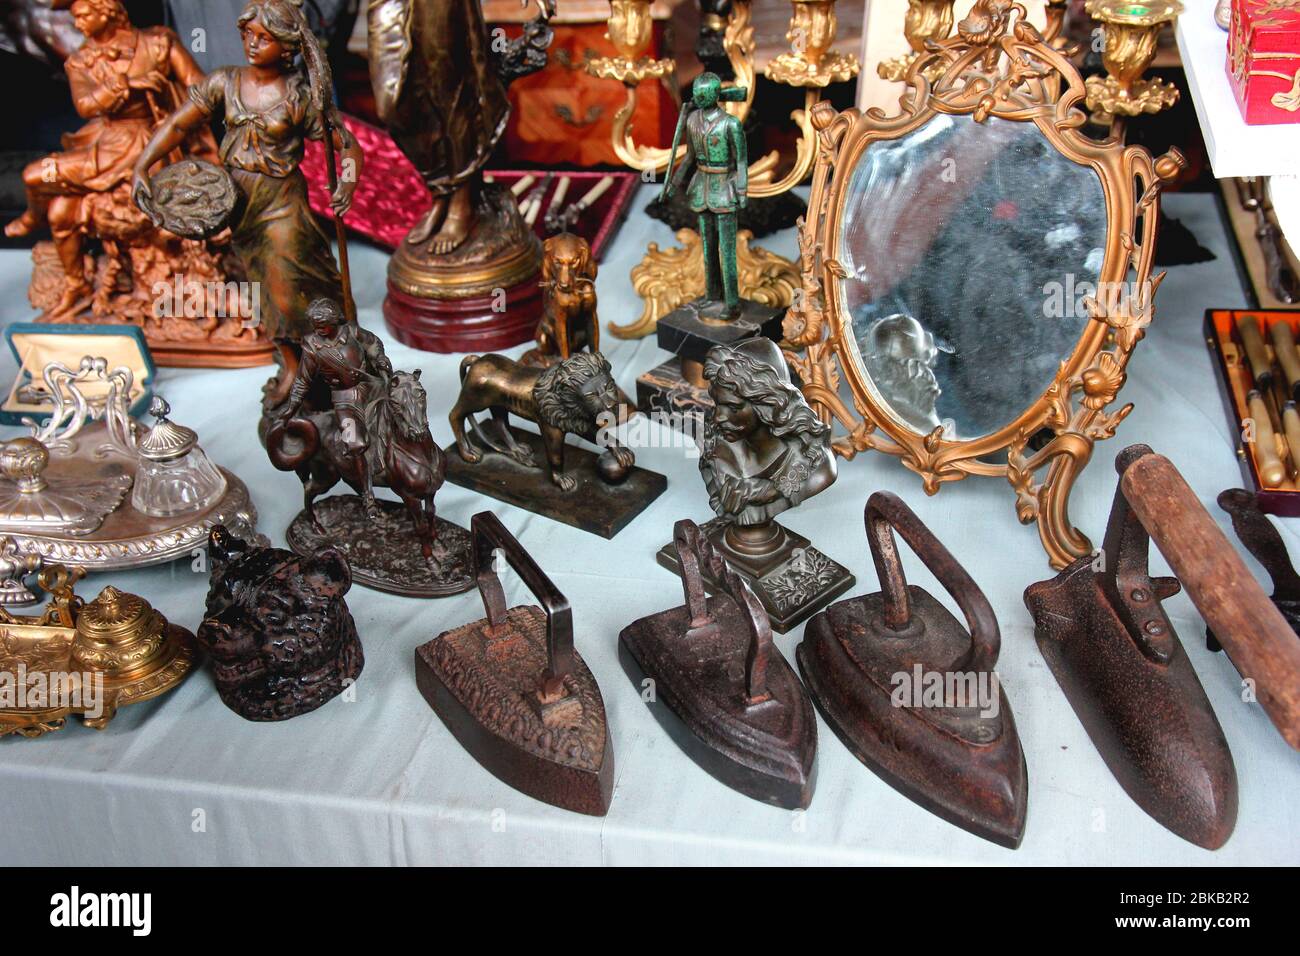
267,370,447,558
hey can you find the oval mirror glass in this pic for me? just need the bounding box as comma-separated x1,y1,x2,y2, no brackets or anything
836,113,1108,441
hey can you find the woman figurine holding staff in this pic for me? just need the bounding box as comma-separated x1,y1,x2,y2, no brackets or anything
132,0,362,402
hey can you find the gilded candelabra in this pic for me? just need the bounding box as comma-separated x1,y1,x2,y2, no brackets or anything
1085,0,1183,126
877,0,957,81
878,0,1070,83
588,0,857,338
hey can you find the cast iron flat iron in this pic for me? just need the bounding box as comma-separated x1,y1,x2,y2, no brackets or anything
798,492,1028,849
1213,488,1300,640
415,511,614,815
619,519,817,809
1024,445,1271,849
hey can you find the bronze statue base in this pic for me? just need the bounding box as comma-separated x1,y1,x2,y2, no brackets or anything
285,495,475,598
656,517,854,633
30,241,275,369
383,183,543,353
445,426,667,538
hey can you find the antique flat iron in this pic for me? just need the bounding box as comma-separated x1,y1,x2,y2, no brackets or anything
1214,488,1300,640
1023,445,1288,849
798,492,1027,848
415,511,613,815
619,519,816,809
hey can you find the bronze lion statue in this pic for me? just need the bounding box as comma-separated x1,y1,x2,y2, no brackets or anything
449,350,634,491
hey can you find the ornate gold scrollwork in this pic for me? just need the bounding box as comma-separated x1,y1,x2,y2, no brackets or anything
786,0,1183,568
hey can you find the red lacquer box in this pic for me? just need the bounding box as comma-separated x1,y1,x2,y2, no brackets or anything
300,114,638,261
1228,0,1300,126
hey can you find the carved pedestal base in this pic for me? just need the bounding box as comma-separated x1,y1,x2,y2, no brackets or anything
383,183,543,354
656,516,854,633
285,495,474,598
445,426,667,539
30,242,274,369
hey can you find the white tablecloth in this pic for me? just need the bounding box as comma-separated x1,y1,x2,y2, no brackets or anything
1,191,1297,866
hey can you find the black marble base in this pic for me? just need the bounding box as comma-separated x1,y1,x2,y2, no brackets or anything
445,426,667,539
656,298,786,364
286,495,475,598
636,356,710,438
656,517,855,633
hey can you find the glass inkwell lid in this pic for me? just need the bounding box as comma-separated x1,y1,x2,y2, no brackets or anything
131,397,226,518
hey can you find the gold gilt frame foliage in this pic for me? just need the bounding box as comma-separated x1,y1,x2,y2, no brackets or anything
783,0,1182,568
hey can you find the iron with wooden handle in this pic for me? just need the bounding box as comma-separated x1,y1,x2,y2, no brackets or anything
1122,452,1300,749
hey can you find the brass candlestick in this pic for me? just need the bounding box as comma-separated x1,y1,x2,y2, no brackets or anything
877,0,957,82
758,0,860,197
878,0,1069,84
1085,0,1183,126
589,0,860,338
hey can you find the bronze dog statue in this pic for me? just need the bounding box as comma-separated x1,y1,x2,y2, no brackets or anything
449,351,633,491
524,232,598,366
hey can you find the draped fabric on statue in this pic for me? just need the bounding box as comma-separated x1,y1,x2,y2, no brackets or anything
368,0,510,196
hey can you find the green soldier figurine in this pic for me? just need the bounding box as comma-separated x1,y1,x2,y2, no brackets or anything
663,72,748,320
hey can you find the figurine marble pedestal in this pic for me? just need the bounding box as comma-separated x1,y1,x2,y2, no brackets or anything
636,298,785,433
656,516,854,633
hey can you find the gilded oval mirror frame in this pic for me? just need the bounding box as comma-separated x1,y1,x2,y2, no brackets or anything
783,0,1182,569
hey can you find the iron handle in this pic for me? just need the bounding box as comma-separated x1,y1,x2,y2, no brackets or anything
864,491,1000,675
673,519,771,705
1217,488,1300,601
471,511,573,698
1116,448,1300,749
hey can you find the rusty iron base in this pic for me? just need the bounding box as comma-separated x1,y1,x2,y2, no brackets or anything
798,593,1028,849
1026,562,1237,849
656,517,854,633
1024,447,1240,849
798,493,1027,849
619,591,817,810
416,605,613,816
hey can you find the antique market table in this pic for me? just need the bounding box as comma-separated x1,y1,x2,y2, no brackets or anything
1,190,1297,866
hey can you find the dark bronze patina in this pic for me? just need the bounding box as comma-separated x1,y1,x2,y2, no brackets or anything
798,492,1028,849
657,339,852,631
522,232,599,368
445,350,665,537
266,298,473,598
1024,445,1246,849
621,518,817,809
415,511,613,816
197,525,363,722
